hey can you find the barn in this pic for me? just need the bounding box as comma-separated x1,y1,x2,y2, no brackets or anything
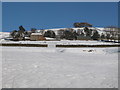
30,33,46,41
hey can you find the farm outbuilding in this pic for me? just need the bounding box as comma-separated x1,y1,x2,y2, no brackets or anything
30,33,46,41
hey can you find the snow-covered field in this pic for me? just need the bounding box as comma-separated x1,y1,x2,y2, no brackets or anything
1,46,118,88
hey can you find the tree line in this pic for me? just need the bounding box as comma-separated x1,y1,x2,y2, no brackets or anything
10,23,120,41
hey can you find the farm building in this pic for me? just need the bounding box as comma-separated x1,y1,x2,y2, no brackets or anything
30,33,46,41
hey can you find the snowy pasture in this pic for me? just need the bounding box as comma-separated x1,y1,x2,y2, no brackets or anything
2,46,118,88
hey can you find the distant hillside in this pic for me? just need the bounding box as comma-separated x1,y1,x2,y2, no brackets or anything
36,27,105,35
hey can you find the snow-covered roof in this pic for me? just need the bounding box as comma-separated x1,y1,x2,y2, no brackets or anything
31,33,42,35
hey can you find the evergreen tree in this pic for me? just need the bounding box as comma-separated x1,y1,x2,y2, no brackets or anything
91,31,100,40
10,25,26,41
84,27,92,37
19,25,26,32
100,33,105,40
80,31,84,36
10,30,17,38
44,30,56,38
106,33,111,40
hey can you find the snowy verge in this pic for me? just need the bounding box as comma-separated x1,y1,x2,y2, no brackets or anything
1,40,118,46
